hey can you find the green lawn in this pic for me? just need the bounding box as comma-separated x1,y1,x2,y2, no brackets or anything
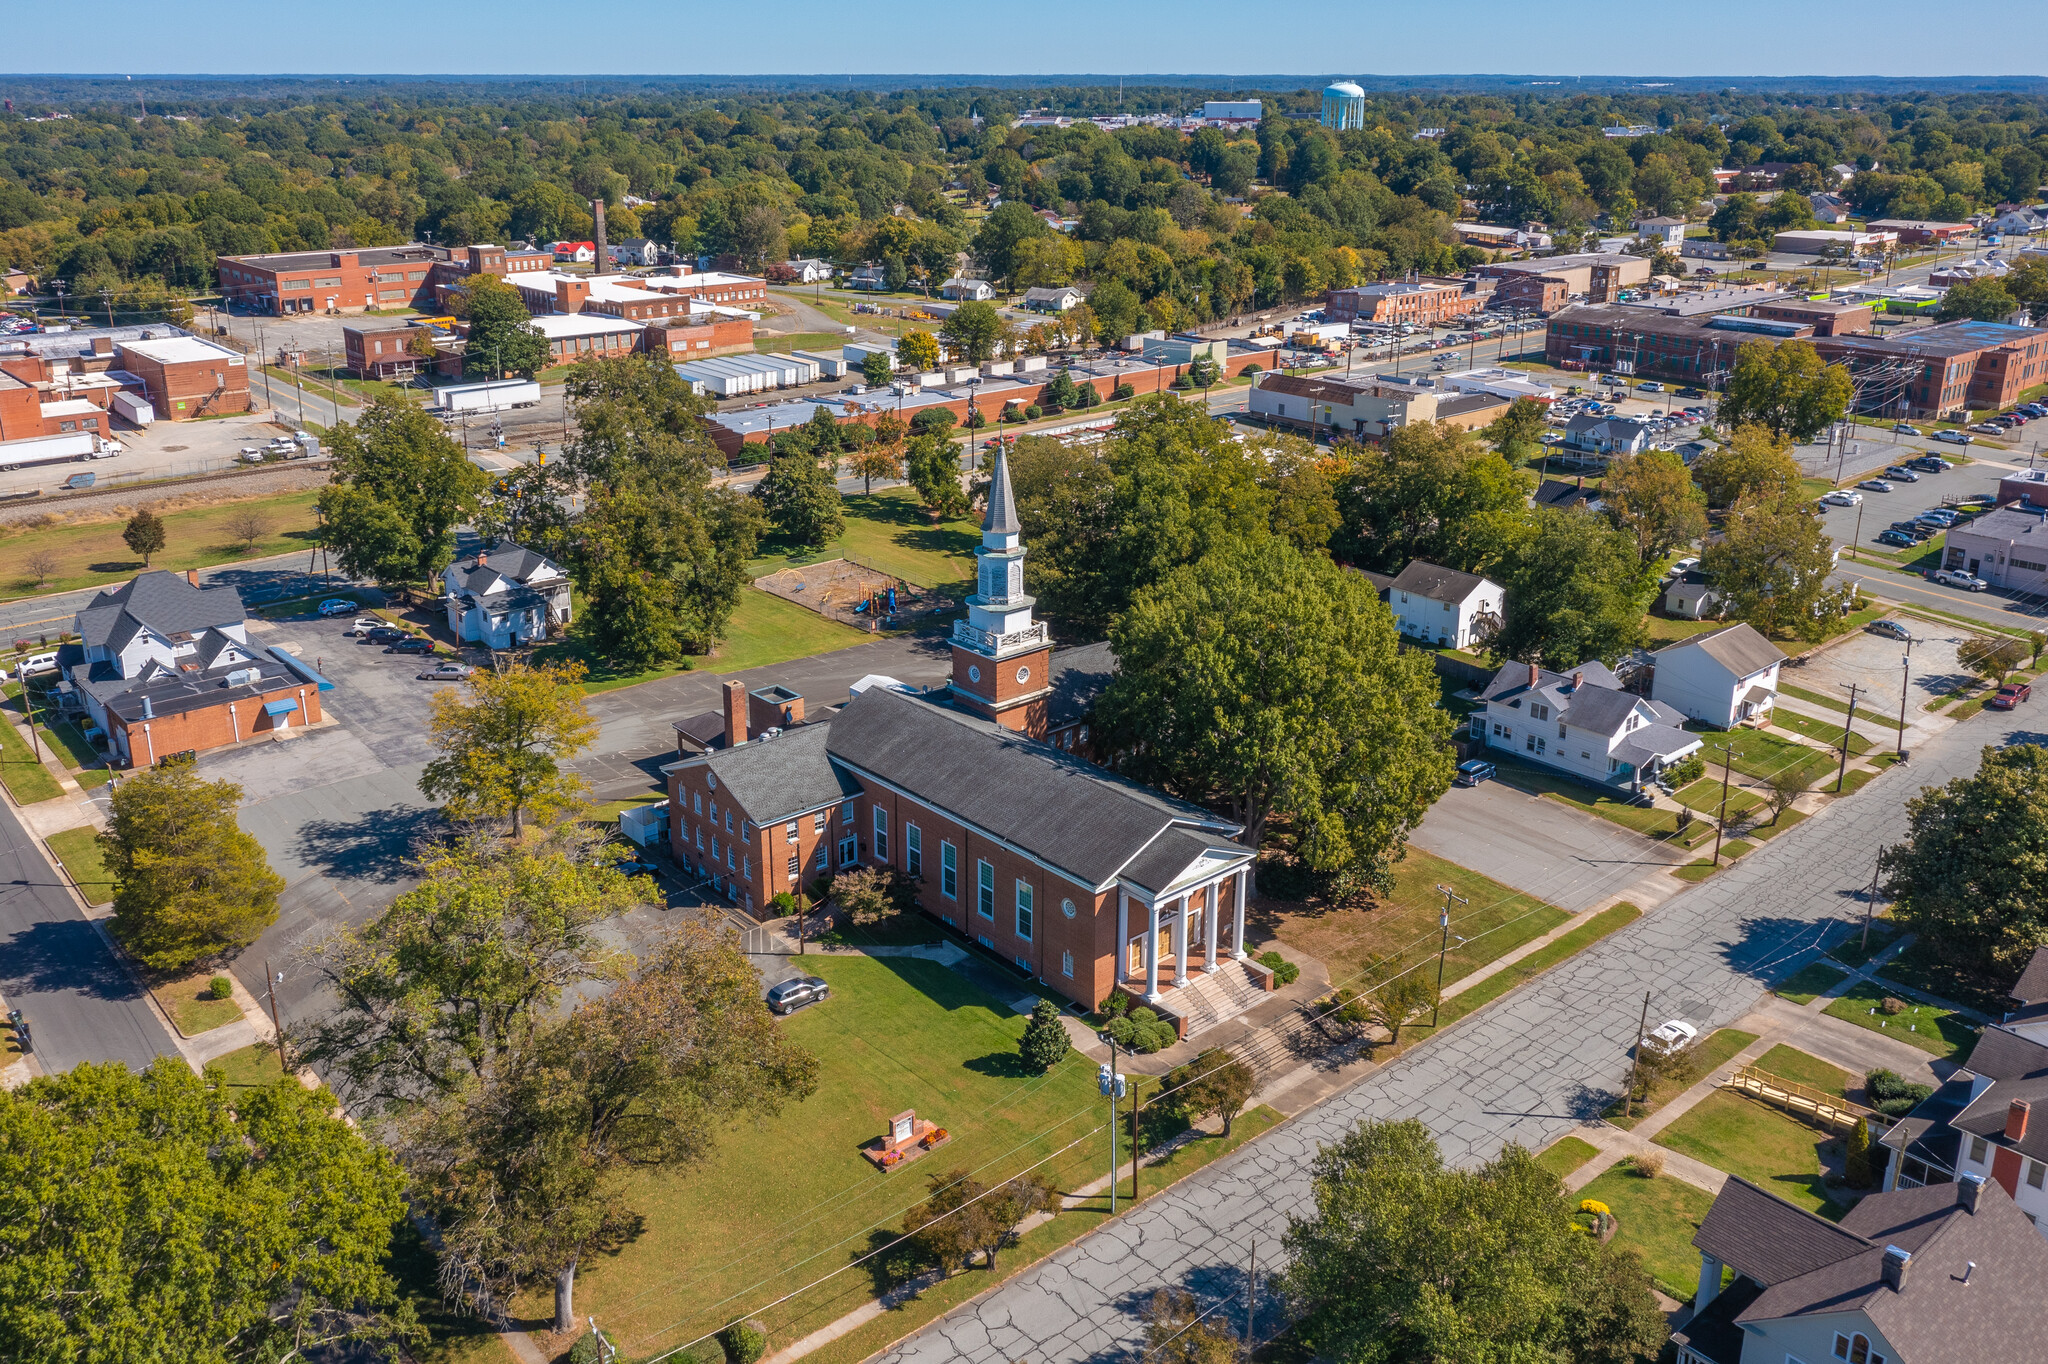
749,487,981,592
1874,939,2009,1016
1536,1135,1600,1180
756,331,850,354
1826,920,1900,970
1262,845,1571,1008
1490,760,1684,839
1768,707,1873,754
1609,1028,1758,1129
1429,903,1643,1032
1823,982,1977,1064
165,981,243,1037
0,490,323,603
203,1043,288,1091
1641,615,1738,646
1654,1090,1841,1215
1779,682,1905,731
1577,1165,1719,1301
537,586,870,694
1773,961,1847,1006
1702,725,1837,788
46,826,113,905
1754,1045,1853,1098
1674,776,1762,820
556,953,1127,1352
0,716,62,804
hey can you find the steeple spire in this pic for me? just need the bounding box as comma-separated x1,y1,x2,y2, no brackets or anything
983,444,1020,536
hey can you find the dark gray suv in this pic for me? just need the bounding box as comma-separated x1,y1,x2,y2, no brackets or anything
766,975,830,1015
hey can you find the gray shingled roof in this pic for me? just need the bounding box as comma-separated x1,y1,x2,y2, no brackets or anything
824,687,1247,889
447,541,562,598
1118,826,1234,896
75,570,243,654
1655,621,1786,678
1947,1026,2048,1164
1693,1175,1873,1288
1390,559,1491,605
684,721,859,825
2010,945,2048,1006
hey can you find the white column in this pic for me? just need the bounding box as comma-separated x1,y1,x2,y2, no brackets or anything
1203,880,1220,973
1145,896,1161,1002
1117,889,1129,990
1232,872,1248,960
1172,892,1190,985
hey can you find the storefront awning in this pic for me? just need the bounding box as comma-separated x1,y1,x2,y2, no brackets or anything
263,699,299,717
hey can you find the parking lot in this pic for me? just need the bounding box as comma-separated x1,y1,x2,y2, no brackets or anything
1787,616,1973,749
1817,454,2009,564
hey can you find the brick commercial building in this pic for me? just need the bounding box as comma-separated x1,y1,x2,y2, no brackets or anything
0,346,122,441
217,242,551,317
55,570,332,768
1868,217,1973,245
1248,371,1506,440
1749,298,1875,336
662,452,1269,1035
113,336,250,420
342,323,460,380
506,266,767,318
1324,279,1485,326
1813,320,2048,420
1476,253,1653,313
1546,304,1814,382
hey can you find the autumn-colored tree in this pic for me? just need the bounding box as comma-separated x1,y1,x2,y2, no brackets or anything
419,661,600,836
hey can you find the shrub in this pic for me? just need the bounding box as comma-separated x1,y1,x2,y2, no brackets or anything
767,891,800,918
1019,998,1071,1074
832,865,915,925
964,408,987,428
1845,1117,1875,1187
718,1321,767,1364
567,1330,617,1364
1112,382,1136,400
1024,405,1043,420
207,975,234,1000
1632,1150,1665,1179
1170,375,1193,390
1865,1068,1934,1117
1665,753,1707,786
1106,1005,1177,1053
1257,950,1300,985
1881,995,1907,1015
1579,1199,1611,1216
1241,363,1263,376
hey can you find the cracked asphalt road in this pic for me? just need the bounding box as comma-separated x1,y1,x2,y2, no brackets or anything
874,710,2038,1364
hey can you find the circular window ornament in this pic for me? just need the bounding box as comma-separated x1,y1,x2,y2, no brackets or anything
1061,897,1076,919
1016,664,1031,684
967,664,981,683
706,772,717,790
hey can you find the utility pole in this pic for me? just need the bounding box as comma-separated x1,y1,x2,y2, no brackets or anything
265,961,287,1071
1897,636,1914,759
1863,856,1882,954
1625,990,1652,1119
1431,883,1468,1027
1711,741,1733,866
1835,683,1862,792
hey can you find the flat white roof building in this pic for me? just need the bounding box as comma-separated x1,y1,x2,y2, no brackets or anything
115,336,242,366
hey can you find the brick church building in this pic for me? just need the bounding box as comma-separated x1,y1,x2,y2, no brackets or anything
663,450,1267,1032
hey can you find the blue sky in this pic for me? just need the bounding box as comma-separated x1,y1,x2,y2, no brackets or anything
6,0,2045,78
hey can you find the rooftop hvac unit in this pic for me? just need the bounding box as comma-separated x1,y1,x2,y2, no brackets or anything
225,667,257,686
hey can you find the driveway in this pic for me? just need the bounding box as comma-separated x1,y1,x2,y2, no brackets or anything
1410,779,1688,912
1789,619,1969,750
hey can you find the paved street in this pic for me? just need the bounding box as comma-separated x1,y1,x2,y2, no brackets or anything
872,704,2037,1364
0,789,176,1076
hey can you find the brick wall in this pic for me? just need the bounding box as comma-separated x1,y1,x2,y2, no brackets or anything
110,684,323,767
113,347,251,420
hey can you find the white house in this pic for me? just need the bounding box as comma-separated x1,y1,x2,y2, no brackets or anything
1810,193,1854,224
1562,413,1652,456
782,258,833,284
1988,206,2048,237
442,541,573,649
942,276,996,301
1022,285,1085,312
1636,216,1687,247
847,265,889,292
1470,659,1700,793
1387,561,1504,650
611,238,661,267
1661,570,1724,620
1649,622,1786,729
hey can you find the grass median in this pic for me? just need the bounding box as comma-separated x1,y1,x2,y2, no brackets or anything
46,826,113,905
1577,1164,1718,1301
0,715,62,804
1421,902,1644,1035
1822,981,1977,1064
1607,1028,1758,1130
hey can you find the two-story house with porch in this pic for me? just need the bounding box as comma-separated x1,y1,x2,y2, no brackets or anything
1469,659,1700,793
441,540,573,649
1386,561,1505,650
1650,622,1786,729
661,449,1266,1037
1673,1174,2048,1364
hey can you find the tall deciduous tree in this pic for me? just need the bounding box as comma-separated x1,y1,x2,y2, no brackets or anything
753,448,844,547
1334,420,1530,575
101,764,283,971
318,395,487,583
1603,447,1708,563
939,300,1006,364
904,1168,1055,1276
1879,743,2048,980
1165,1045,1256,1137
1482,396,1550,463
896,329,942,372
1099,536,1452,886
457,274,550,379
1491,507,1653,666
1693,424,1802,508
1700,490,1846,642
0,1058,417,1359
419,661,600,836
904,431,968,519
1281,1119,1666,1364
860,349,895,390
122,508,167,566
1937,277,2018,323
1717,339,1853,441
407,918,819,1332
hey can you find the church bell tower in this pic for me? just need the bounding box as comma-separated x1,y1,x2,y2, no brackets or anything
949,445,1053,734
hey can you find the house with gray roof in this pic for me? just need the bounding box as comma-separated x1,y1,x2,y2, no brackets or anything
1562,412,1652,457
57,569,333,767
660,447,1262,1035
1674,1174,2048,1363
1021,285,1085,312
1650,622,1787,728
1469,658,1700,792
1388,560,1505,651
441,539,571,649
1878,957,2048,1237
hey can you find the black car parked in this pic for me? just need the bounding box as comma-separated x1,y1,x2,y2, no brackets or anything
361,626,408,644
385,637,436,655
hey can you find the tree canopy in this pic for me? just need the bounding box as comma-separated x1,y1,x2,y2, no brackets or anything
101,762,283,971
1700,490,1848,642
1717,339,1853,442
1490,506,1654,666
317,395,487,584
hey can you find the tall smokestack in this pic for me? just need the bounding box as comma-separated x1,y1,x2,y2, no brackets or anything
592,198,609,277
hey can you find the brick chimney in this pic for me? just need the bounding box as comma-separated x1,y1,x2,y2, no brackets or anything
1527,661,1539,688
1572,671,1583,690
592,198,609,278
1880,1245,1911,1293
1960,1171,1987,1213
186,569,199,586
2008,1098,2031,1141
92,336,112,356
722,679,747,749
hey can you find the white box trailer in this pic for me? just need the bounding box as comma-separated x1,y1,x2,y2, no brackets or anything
433,379,542,414
0,430,98,471
111,391,155,426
